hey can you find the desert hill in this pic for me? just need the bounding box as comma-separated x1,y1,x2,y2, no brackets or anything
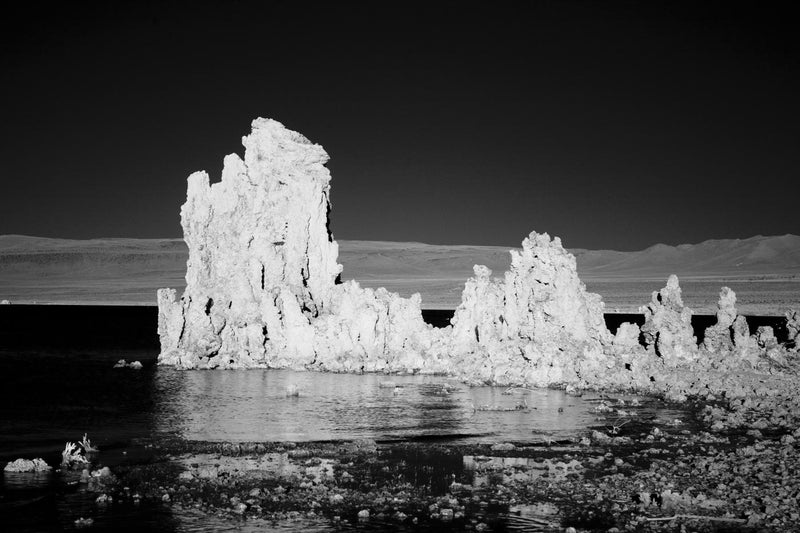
1,234,798,313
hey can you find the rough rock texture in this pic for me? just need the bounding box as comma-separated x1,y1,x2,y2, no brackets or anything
703,287,737,353
787,310,800,347
157,119,438,370
640,275,698,363
702,287,762,361
4,458,51,472
756,326,778,350
311,281,444,373
158,119,343,368
157,117,797,395
443,233,613,386
612,322,643,350
731,315,758,356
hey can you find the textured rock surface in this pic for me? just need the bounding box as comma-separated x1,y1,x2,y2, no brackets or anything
157,117,798,394
158,119,343,368
756,326,778,350
612,322,643,350
443,232,613,386
703,287,737,353
640,275,698,363
4,458,51,472
311,281,443,374
157,119,438,371
787,309,800,347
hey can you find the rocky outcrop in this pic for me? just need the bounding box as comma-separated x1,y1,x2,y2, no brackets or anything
612,322,643,350
700,287,767,365
4,458,51,472
311,281,444,374
756,326,778,350
787,310,800,348
157,117,797,394
640,275,698,363
157,119,438,370
444,232,613,386
158,118,343,368
703,287,737,353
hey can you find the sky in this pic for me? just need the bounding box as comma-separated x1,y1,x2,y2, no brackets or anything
1,1,798,250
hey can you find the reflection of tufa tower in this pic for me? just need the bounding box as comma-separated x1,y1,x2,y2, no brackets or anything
158,118,343,367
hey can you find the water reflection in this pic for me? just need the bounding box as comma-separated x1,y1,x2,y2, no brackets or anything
152,368,608,443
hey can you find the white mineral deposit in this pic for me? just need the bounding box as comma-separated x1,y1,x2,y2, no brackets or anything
158,118,800,399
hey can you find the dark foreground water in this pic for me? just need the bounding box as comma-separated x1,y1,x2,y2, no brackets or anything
0,304,711,531
0,346,693,532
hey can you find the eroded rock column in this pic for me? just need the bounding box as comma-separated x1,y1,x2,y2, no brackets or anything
158,118,342,368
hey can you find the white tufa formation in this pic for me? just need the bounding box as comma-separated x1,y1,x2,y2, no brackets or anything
4,458,51,472
786,310,800,348
158,119,343,368
702,287,761,365
444,233,613,386
158,119,444,371
703,287,738,353
158,118,793,389
640,275,698,363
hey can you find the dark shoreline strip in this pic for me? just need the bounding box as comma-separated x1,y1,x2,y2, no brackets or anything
0,305,789,349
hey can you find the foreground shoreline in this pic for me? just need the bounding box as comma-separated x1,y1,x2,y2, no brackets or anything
3,330,800,531
11,390,796,532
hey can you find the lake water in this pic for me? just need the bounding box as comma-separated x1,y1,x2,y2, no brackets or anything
0,346,691,531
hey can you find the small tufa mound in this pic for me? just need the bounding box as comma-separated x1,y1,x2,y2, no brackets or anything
74,517,94,528
113,359,143,369
4,458,51,472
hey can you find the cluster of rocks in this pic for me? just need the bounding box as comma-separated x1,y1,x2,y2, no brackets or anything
106,397,800,531
157,118,800,398
4,457,51,472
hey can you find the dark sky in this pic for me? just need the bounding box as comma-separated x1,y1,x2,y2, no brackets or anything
1,1,798,250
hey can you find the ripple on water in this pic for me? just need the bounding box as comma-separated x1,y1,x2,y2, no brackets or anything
152,368,617,443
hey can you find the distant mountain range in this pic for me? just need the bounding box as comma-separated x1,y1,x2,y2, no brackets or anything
1,234,798,310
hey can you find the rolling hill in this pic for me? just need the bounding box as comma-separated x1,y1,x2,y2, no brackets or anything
1,234,798,313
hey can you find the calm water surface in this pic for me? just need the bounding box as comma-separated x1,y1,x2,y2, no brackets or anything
0,348,689,532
